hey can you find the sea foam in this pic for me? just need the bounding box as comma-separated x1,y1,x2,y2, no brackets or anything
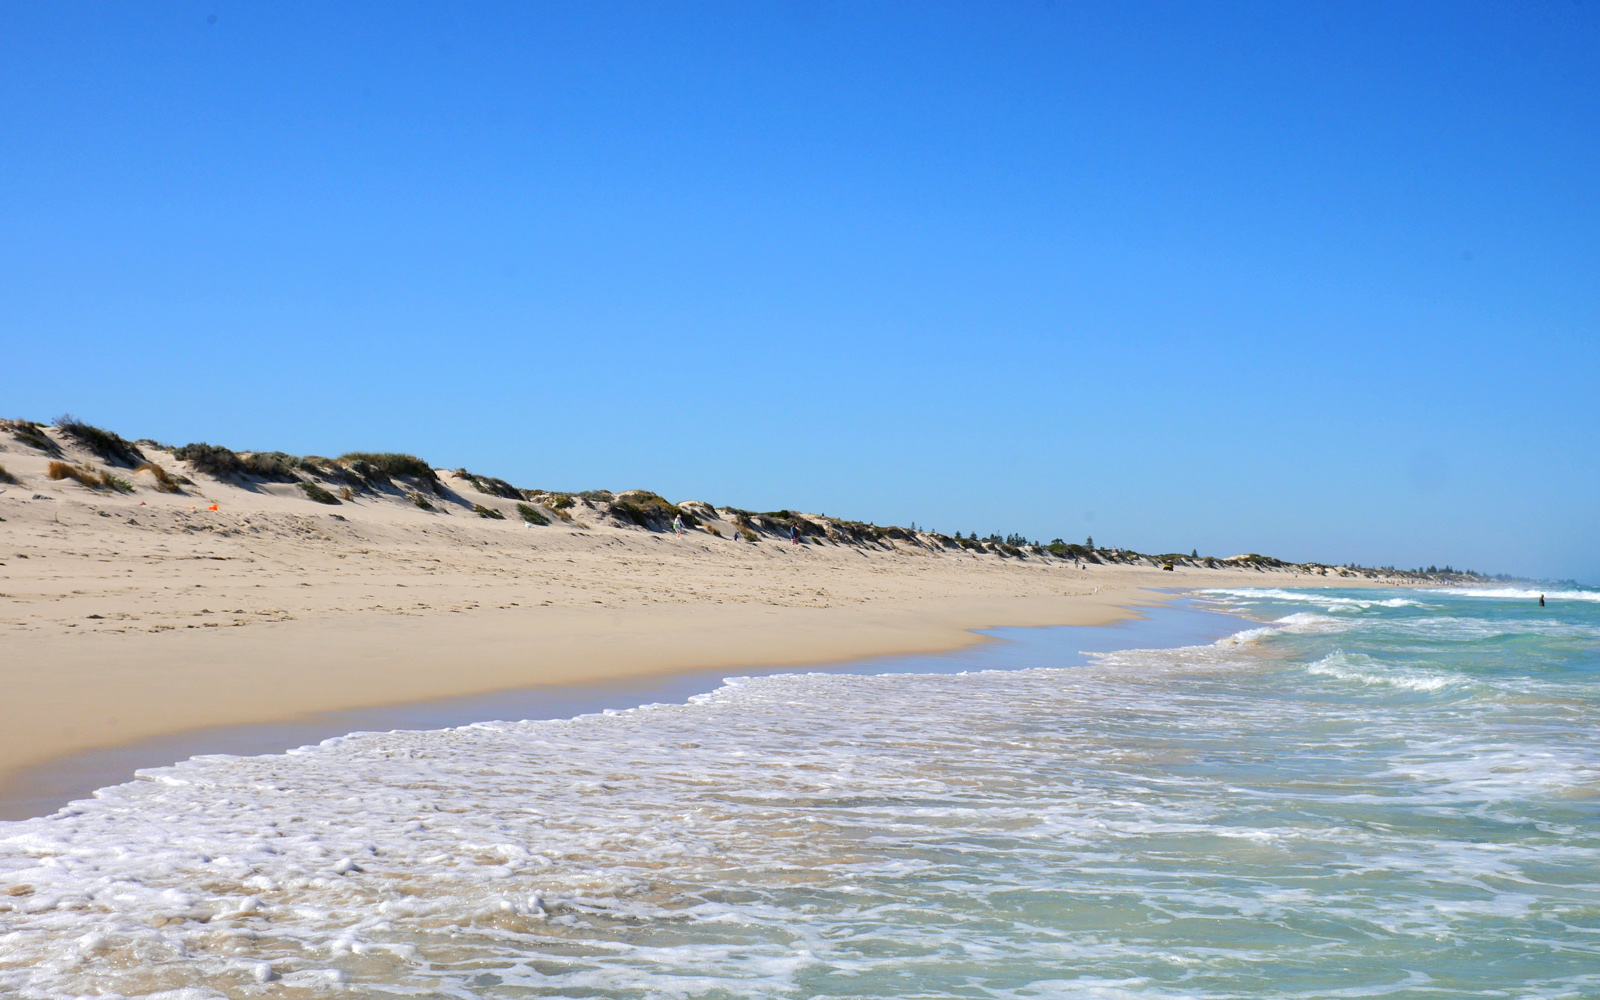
3,592,1599,999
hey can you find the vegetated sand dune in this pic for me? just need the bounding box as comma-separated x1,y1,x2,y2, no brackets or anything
0,419,1416,808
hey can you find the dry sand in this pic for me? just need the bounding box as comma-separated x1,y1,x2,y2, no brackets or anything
0,430,1402,815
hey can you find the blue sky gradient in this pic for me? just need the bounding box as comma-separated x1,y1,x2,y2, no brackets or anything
2,2,1596,581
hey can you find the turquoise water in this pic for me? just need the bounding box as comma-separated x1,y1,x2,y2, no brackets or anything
1,586,1597,998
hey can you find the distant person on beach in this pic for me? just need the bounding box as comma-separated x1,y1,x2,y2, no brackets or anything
790,524,800,545
672,514,685,537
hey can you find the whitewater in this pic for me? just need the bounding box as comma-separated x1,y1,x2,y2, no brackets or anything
2,588,1597,999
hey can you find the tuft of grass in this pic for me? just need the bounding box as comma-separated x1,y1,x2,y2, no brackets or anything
54,415,145,466
473,503,506,520
340,453,440,494
48,460,99,488
0,462,17,485
3,420,60,455
339,486,354,501
45,461,130,491
98,471,134,493
456,469,521,500
410,492,436,511
706,525,723,538
516,503,549,526
301,482,341,505
135,462,183,493
546,493,575,510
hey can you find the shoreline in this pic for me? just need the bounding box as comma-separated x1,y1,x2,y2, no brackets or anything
0,594,1253,822
0,587,1171,814
2,431,1429,822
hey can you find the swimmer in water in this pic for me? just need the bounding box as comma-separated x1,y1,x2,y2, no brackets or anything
1540,594,1546,607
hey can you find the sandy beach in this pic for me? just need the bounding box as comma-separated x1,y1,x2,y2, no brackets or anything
0,425,1408,817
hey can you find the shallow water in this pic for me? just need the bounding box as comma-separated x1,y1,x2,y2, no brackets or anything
2,588,1597,998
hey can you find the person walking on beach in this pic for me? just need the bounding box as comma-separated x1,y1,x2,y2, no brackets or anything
790,523,800,546
672,513,685,538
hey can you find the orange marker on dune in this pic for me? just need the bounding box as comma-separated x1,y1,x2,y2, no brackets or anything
208,504,219,511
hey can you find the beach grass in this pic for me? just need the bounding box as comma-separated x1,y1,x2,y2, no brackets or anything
99,471,134,493
173,443,302,481
54,415,145,466
300,482,342,505
340,453,441,494
135,462,183,493
516,503,550,525
456,469,521,500
3,420,60,456
47,461,99,488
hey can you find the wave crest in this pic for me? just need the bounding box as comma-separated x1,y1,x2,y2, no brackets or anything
1306,652,1468,694
1200,588,1426,610
1423,587,1600,604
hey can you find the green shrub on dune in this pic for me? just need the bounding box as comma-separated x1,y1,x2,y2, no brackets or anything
300,482,341,505
455,468,522,499
609,491,697,530
3,420,61,455
55,415,145,466
173,443,299,482
342,453,441,493
516,503,550,525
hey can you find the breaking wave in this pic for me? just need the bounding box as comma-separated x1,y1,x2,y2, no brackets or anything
1422,587,1600,603
1306,651,1472,694
1200,587,1428,610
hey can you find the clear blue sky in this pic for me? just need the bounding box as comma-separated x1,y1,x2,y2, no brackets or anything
3,2,1596,581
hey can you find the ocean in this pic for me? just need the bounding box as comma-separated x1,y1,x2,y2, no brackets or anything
1,586,1596,999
